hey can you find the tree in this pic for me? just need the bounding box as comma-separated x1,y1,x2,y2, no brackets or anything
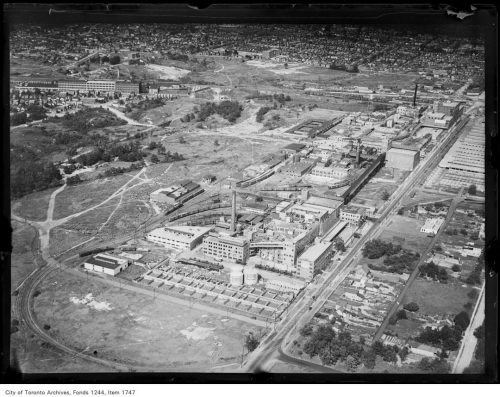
346,355,360,372
381,190,390,201
11,112,27,126
451,264,461,272
284,63,288,69
244,332,259,352
150,154,159,164
300,323,314,337
334,239,346,253
454,311,470,331
109,54,121,65
179,136,186,144
468,184,477,195
214,139,219,146
396,309,407,320
403,302,419,312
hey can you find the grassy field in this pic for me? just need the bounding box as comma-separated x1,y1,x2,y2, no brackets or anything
402,279,475,317
378,215,432,252
30,270,263,372
11,187,56,222
49,227,95,258
53,174,138,220
11,220,39,289
10,326,111,374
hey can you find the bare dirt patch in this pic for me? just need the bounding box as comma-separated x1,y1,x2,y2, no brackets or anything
30,270,263,372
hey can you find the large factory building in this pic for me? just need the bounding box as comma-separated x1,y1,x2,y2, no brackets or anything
386,148,420,171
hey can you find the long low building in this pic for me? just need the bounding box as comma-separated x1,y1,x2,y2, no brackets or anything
147,226,212,251
83,253,130,276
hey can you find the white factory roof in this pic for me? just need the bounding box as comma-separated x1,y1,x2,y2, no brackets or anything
149,226,212,242
388,147,418,155
299,242,332,262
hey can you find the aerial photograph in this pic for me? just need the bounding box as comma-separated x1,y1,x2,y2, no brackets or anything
7,7,489,378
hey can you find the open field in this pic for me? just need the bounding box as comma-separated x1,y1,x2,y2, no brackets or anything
49,227,96,258
402,279,475,317
11,187,56,221
378,215,432,252
31,270,263,371
11,220,39,289
53,174,138,220
10,326,110,374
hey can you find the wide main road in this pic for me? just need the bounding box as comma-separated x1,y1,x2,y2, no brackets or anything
243,114,471,372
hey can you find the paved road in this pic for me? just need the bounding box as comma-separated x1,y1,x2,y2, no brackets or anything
452,283,485,373
244,114,471,372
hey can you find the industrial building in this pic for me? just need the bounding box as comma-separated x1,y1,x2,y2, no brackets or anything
310,164,352,180
420,217,445,235
298,241,333,280
150,181,203,205
202,233,250,264
265,277,305,294
146,226,212,251
386,148,420,171
339,206,366,225
54,79,139,94
83,253,129,276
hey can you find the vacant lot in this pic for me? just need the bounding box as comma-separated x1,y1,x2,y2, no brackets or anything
31,270,263,372
378,215,432,252
11,220,39,289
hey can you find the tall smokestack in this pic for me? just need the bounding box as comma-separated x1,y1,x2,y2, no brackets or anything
356,139,361,166
413,84,418,107
231,190,237,232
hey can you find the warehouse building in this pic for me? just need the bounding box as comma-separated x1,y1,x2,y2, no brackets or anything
298,242,333,280
386,148,420,171
146,226,212,251
83,253,129,276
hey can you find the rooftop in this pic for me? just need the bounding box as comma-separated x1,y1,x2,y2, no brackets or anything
299,242,332,262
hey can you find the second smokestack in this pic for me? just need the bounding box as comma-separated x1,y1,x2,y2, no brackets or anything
231,190,237,232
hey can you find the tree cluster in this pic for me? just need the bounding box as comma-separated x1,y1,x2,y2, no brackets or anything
256,106,271,123
197,101,243,123
11,145,63,199
415,324,464,351
362,239,401,259
301,324,404,370
10,104,48,126
465,261,483,285
419,261,448,283
54,108,126,134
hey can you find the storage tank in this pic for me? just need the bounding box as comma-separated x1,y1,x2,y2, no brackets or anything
244,267,258,285
230,269,244,286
